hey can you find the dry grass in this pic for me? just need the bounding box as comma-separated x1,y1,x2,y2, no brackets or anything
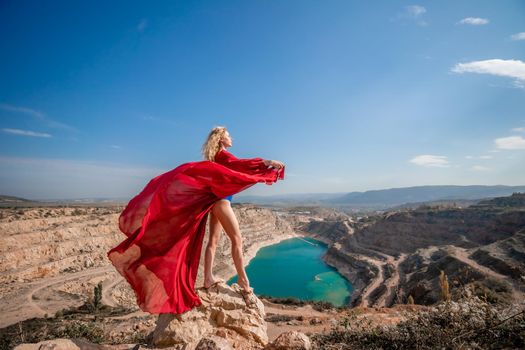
312,285,524,349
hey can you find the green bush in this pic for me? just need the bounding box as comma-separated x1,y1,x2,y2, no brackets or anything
86,282,103,313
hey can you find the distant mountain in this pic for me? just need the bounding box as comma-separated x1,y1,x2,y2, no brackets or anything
0,195,36,204
4,185,525,209
237,185,525,209
235,192,343,205
332,185,525,206
42,197,129,203
0,195,128,207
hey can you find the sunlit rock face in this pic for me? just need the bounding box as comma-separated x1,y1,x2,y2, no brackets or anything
152,282,268,349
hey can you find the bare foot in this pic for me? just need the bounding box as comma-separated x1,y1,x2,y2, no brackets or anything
232,283,257,307
237,281,253,293
203,277,225,289
237,277,252,292
239,284,253,293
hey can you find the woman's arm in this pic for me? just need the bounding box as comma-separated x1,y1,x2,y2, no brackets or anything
215,150,285,174
214,150,265,172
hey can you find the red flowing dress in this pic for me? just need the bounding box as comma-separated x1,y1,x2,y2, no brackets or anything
107,149,285,314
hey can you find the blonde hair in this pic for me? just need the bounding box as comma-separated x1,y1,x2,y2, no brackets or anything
201,126,228,161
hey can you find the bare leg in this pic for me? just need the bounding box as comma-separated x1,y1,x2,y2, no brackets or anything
203,211,223,288
211,199,252,291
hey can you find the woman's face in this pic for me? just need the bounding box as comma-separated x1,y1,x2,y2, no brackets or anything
221,131,233,148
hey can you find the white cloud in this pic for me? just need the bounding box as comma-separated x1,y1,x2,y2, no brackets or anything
0,103,76,131
494,136,525,150
407,5,426,17
451,59,525,87
392,5,428,26
2,128,52,138
409,155,450,167
110,145,122,149
466,155,493,159
458,17,489,25
472,165,491,171
510,32,525,41
0,103,45,118
514,80,525,89
512,127,525,132
137,18,148,32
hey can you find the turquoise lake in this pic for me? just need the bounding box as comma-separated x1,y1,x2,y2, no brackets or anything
227,236,353,306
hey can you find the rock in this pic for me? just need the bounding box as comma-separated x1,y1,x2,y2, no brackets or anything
265,331,311,350
214,329,228,338
14,339,75,350
84,256,95,268
309,317,322,325
195,335,233,350
151,283,267,349
14,338,113,350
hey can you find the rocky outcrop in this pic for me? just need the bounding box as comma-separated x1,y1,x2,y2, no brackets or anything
299,219,350,245
340,207,525,256
0,207,123,285
264,330,311,350
152,282,267,349
196,335,234,349
470,249,524,279
399,250,485,305
469,231,525,280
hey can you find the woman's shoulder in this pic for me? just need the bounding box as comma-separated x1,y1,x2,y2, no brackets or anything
214,148,230,161
216,148,233,157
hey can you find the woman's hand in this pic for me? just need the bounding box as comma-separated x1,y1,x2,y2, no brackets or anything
263,159,285,169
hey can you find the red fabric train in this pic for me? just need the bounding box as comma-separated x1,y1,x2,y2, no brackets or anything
107,149,285,314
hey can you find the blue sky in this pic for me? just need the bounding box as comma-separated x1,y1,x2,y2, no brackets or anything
1,0,524,200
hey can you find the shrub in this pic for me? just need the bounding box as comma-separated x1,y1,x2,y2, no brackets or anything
86,282,103,313
0,319,105,350
72,209,83,216
52,321,105,344
312,286,525,349
265,314,298,323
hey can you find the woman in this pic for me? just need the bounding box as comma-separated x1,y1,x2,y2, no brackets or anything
107,126,285,314
201,127,285,306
